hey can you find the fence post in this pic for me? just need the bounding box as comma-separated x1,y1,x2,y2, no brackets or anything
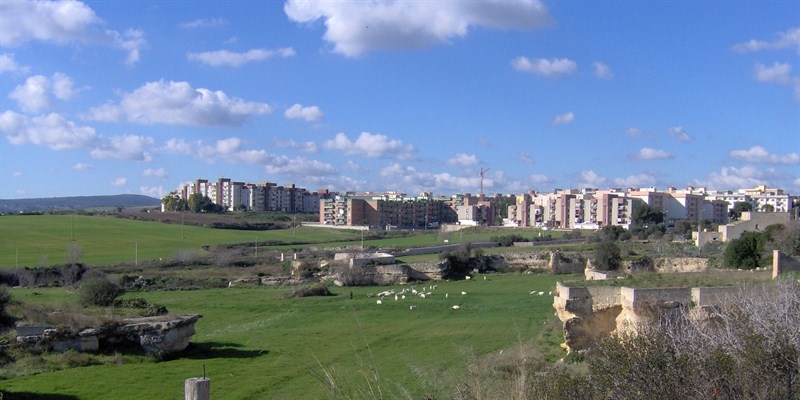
184,377,210,400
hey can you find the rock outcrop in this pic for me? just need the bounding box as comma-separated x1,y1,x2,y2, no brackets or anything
15,314,202,356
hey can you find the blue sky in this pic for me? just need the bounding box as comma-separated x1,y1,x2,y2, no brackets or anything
0,0,798,200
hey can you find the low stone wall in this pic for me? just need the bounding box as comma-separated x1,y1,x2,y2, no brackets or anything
553,283,749,353
15,314,202,356
773,249,800,279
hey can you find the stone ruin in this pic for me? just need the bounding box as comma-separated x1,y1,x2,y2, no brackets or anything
15,314,202,356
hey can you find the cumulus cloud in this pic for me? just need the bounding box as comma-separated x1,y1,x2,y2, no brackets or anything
275,138,319,153
0,111,97,150
143,168,167,178
9,75,51,113
512,57,577,78
179,17,227,29
111,177,127,186
628,147,673,161
578,170,606,188
160,137,272,165
188,47,295,67
669,126,691,142
593,61,613,80
85,80,271,126
732,27,800,52
0,53,30,74
0,0,146,64
324,132,416,159
701,166,775,190
551,112,574,125
755,62,792,84
140,185,165,198
263,157,337,177
72,163,92,170
90,135,154,161
379,163,485,194
729,146,800,165
613,173,657,188
447,153,480,167
284,103,324,121
285,0,553,57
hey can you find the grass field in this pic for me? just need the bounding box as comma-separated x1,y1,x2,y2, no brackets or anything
2,273,571,399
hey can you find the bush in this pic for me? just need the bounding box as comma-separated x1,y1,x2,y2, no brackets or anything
592,240,621,271
284,283,332,298
78,276,124,307
114,297,168,317
723,231,765,269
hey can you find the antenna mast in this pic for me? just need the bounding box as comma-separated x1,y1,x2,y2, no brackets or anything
479,167,490,200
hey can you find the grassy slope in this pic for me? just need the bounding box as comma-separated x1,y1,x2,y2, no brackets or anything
3,273,569,399
0,215,359,268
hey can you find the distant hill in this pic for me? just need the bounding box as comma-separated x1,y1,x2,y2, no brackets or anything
0,194,161,214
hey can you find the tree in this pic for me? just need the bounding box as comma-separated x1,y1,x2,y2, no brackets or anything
632,204,664,226
593,240,621,271
187,193,224,213
730,201,753,220
161,192,187,212
761,203,775,212
723,231,764,269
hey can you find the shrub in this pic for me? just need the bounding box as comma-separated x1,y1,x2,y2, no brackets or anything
723,231,764,269
114,297,168,317
592,240,621,271
78,276,124,307
284,283,332,298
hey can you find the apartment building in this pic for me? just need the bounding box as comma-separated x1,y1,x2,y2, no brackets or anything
319,193,457,228
177,178,321,213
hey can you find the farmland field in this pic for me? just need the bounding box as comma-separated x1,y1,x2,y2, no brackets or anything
2,273,571,399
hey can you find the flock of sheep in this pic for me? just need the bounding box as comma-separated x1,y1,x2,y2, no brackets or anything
364,278,550,311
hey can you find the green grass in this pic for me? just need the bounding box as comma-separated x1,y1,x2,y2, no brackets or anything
2,273,571,399
0,215,360,268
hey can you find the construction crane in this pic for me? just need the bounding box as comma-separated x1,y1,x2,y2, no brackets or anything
479,167,490,200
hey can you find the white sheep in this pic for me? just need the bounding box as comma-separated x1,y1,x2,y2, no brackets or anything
461,291,467,295
419,293,426,299
451,305,460,310
538,291,545,296
409,305,417,310
445,293,449,298
465,276,471,280
529,290,536,295
394,294,399,301
376,299,382,305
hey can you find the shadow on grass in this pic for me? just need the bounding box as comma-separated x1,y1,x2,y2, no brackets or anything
0,392,79,400
181,341,268,360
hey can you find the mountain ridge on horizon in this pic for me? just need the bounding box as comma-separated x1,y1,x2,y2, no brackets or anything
0,194,161,213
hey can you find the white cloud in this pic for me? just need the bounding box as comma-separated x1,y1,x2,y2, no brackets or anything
447,153,480,167
324,132,416,159
729,146,800,165
379,163,484,194
669,126,691,142
90,135,154,161
755,62,792,84
140,186,165,198
275,138,319,153
72,163,92,170
613,173,657,188
701,166,774,190
0,0,146,64
143,168,167,178
578,170,606,188
0,53,30,74
8,73,76,113
85,80,271,126
732,27,800,52
179,18,227,29
284,103,324,121
625,127,644,137
111,177,127,186
551,111,574,125
0,111,97,150
285,0,553,57
51,72,75,100
593,61,613,80
629,147,673,161
188,47,295,67
263,156,337,177
512,57,577,78
9,75,51,113
518,151,534,165
527,174,552,186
